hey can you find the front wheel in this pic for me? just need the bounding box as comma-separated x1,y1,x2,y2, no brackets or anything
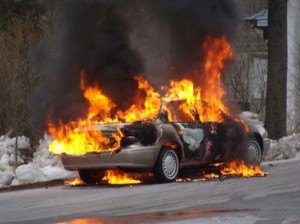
78,169,105,185
244,136,263,165
153,148,179,183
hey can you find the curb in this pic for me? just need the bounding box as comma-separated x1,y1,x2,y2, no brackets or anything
0,179,64,193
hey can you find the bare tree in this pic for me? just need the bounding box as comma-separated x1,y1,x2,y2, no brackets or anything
0,17,40,136
226,53,267,116
250,57,267,114
0,4,53,138
226,54,250,110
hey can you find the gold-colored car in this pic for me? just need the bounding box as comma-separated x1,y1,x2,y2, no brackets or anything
62,114,269,184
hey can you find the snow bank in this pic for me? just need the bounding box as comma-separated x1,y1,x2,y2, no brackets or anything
264,133,300,161
0,136,28,187
0,134,77,188
240,111,300,161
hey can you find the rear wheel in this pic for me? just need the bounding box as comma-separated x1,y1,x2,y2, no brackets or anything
78,169,105,185
153,148,179,183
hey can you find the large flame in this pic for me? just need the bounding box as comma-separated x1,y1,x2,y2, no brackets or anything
199,36,233,122
49,36,237,156
47,35,262,185
48,74,160,155
162,36,238,123
48,119,122,155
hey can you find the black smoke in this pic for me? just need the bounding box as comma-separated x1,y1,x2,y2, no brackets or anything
30,0,240,130
30,0,143,129
149,0,240,80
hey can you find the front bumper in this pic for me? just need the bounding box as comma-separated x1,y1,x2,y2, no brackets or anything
262,138,271,159
61,144,161,171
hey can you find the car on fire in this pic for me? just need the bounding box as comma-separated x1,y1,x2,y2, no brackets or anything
61,104,269,184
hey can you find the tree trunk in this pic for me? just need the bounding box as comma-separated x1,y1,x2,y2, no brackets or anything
265,0,287,139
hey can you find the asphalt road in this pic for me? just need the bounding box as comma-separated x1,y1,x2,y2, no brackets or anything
1,157,300,224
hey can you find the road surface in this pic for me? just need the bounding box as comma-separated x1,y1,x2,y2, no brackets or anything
0,156,300,224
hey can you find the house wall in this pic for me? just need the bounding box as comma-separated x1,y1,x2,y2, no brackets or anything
248,57,267,114
287,0,300,133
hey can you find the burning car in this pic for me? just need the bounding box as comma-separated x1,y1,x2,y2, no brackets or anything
48,36,269,185
60,103,268,184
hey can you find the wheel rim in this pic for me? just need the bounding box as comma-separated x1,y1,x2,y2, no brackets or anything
247,140,262,164
162,151,179,180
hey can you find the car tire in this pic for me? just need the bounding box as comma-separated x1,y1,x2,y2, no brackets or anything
153,147,179,183
244,136,263,165
78,169,105,185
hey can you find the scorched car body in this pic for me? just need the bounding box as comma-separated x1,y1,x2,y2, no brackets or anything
61,110,269,184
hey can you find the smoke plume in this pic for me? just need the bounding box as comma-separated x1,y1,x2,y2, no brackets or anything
30,0,240,130
149,0,240,80
30,0,143,129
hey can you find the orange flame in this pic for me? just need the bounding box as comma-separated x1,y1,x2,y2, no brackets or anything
49,36,241,156
48,119,122,155
198,35,233,122
49,35,259,184
64,170,142,186
102,170,142,185
80,72,117,123
163,79,201,122
203,173,219,179
64,178,84,186
117,76,161,122
48,75,159,155
220,161,268,177
162,36,246,127
177,161,268,182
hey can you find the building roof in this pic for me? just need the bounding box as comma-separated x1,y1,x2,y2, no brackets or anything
245,8,268,29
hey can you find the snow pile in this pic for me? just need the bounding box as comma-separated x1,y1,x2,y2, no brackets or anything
264,133,300,161
240,111,300,161
0,135,29,187
0,134,77,188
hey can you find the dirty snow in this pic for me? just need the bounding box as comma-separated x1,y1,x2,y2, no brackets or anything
264,133,300,161
0,134,77,188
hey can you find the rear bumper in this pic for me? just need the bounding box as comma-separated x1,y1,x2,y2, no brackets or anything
61,144,161,171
